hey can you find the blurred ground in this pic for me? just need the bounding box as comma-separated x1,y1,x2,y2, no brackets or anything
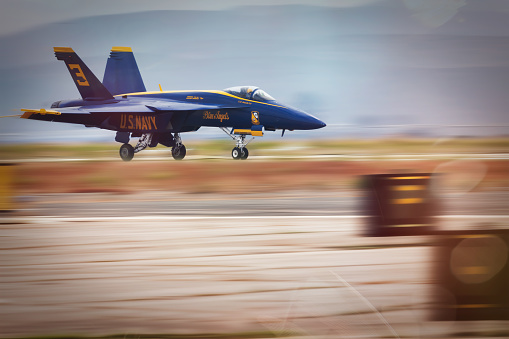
0,138,508,338
1,208,508,338
1,138,508,194
8,158,509,195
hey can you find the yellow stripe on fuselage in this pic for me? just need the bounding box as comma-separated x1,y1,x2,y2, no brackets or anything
118,90,286,109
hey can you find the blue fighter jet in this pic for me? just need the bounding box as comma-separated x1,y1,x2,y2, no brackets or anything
20,47,326,161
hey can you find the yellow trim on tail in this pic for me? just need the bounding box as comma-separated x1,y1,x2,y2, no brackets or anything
111,46,133,52
54,47,74,53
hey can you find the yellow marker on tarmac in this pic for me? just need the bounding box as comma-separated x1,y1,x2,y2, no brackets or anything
0,164,15,212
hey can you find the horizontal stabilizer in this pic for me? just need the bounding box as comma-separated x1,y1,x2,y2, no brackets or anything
20,106,92,125
20,109,61,119
21,108,61,115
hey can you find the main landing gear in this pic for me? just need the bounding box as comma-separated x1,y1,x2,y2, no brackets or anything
119,143,134,161
221,127,251,160
118,132,187,161
171,133,186,160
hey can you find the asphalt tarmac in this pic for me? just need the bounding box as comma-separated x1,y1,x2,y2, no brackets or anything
1,190,508,338
13,189,509,218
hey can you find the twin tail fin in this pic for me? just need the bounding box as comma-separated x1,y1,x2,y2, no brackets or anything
103,46,146,95
53,46,146,100
54,47,114,101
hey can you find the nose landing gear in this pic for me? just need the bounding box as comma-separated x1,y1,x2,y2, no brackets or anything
232,147,249,160
221,127,251,160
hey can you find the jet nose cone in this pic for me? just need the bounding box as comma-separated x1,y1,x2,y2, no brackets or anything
291,113,326,130
306,115,326,130
278,104,326,130
316,119,326,129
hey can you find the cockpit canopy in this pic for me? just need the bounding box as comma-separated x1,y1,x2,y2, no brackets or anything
223,86,275,102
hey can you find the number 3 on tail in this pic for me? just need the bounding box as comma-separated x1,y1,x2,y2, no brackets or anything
69,64,90,86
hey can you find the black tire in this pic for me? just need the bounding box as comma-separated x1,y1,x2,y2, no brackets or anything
172,145,186,160
232,147,242,160
240,147,249,160
119,144,134,161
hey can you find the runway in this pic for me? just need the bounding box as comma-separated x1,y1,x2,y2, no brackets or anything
11,189,509,218
1,190,508,338
2,152,509,163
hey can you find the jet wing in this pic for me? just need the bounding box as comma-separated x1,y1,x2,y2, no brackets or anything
21,100,248,118
21,104,156,116
81,101,242,113
19,99,248,126
145,101,250,112
84,104,155,114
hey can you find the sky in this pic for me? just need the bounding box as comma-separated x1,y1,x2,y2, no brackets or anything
0,0,382,36
1,0,509,142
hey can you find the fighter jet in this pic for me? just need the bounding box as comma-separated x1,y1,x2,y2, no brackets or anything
20,47,326,161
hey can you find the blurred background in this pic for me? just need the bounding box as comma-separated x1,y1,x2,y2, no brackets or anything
1,0,509,141
1,1,508,338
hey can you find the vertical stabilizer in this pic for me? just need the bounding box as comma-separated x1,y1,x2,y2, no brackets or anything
54,47,114,100
103,47,146,95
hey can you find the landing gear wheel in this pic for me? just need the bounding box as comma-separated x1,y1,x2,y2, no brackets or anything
119,144,134,161
240,147,249,160
172,144,186,160
232,147,242,160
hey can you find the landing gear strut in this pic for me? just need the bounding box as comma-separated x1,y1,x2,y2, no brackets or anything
171,133,186,160
119,133,153,162
221,128,251,160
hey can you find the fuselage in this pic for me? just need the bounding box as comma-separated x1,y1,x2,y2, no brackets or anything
50,88,326,134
